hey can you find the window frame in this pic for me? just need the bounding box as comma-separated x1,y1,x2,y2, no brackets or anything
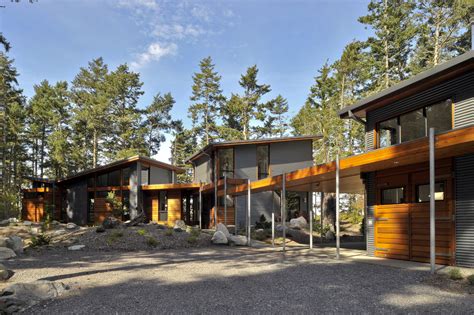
380,186,406,205
217,148,234,179
376,99,453,149
256,144,270,180
415,181,446,203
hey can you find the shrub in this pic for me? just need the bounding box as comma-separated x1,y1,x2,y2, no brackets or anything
146,236,159,248
255,214,271,230
30,234,51,247
137,228,147,236
107,230,124,244
448,268,463,280
187,236,198,244
190,228,200,238
165,228,173,236
467,274,474,285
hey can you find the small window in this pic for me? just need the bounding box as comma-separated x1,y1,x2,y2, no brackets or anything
141,168,149,185
400,109,425,143
378,118,399,148
416,182,445,202
218,148,234,179
427,101,452,133
159,191,168,221
257,145,270,179
381,187,405,204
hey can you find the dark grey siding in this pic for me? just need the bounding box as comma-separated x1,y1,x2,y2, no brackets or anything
270,140,313,175
365,72,474,151
65,179,88,225
455,154,474,267
454,90,474,128
194,155,212,183
235,145,257,180
149,165,172,184
364,172,376,256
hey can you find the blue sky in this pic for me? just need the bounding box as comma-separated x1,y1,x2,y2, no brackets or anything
1,0,371,162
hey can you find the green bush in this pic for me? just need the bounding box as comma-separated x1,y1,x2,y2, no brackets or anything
146,236,159,248
165,228,173,236
137,228,147,236
190,228,200,238
107,230,124,244
30,234,51,247
467,274,474,285
187,236,198,244
255,214,271,230
313,220,331,236
448,268,463,280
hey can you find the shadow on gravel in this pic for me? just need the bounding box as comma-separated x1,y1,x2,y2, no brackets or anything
16,247,474,314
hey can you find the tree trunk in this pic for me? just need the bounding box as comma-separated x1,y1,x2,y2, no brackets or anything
93,129,98,168
322,193,336,232
433,12,440,66
383,0,389,88
40,126,45,178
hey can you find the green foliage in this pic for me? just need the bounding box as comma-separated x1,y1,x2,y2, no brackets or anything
255,214,271,230
165,228,173,236
190,227,201,238
169,120,196,183
106,191,124,218
187,235,198,244
137,228,147,236
146,236,159,248
467,274,474,285
107,230,124,244
30,234,51,247
144,92,176,156
448,268,463,280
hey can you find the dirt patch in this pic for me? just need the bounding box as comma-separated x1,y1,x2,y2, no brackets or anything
422,274,474,295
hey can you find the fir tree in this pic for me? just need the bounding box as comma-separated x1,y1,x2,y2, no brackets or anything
170,120,196,183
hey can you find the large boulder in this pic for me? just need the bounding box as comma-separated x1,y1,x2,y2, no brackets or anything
216,223,231,239
0,220,9,227
6,236,23,254
0,264,14,281
0,280,68,314
289,216,308,230
228,235,247,246
173,220,186,232
211,231,228,245
0,248,16,261
102,217,121,229
0,238,8,248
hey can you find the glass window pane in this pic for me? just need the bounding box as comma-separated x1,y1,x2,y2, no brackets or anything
141,168,149,185
381,187,405,204
400,109,425,142
416,182,445,202
108,170,121,186
218,148,234,178
257,145,269,179
159,191,168,221
122,167,130,186
427,101,452,133
378,118,398,148
97,173,108,187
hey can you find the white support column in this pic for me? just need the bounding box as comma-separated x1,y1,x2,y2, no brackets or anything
282,173,286,253
199,181,202,230
429,128,436,274
309,190,313,249
224,175,227,227
272,191,275,248
247,179,251,247
336,155,340,260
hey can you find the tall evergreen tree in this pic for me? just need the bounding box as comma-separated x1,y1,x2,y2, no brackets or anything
188,56,225,146
256,95,289,138
170,120,196,183
143,92,176,156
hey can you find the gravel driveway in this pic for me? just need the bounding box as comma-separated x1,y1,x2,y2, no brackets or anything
6,246,474,314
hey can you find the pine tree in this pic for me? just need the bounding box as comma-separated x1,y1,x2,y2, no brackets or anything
143,92,176,156
71,58,110,169
256,95,289,138
170,120,196,183
188,56,225,146
106,64,146,160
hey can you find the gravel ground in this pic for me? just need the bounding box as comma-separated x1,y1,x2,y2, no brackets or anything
4,247,473,314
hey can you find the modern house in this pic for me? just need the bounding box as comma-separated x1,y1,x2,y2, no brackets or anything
22,136,318,229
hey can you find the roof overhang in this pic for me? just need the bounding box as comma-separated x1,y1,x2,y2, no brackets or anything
339,51,474,119
226,125,474,196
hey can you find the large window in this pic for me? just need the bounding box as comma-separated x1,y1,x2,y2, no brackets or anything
416,182,445,203
377,100,452,148
108,169,121,186
381,187,405,204
141,167,149,185
379,118,399,148
257,145,270,179
218,148,234,178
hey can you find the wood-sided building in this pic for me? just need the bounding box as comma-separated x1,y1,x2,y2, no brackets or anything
22,156,200,227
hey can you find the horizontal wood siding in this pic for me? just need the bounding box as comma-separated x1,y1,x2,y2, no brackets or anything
167,190,181,225
210,206,236,227
455,154,474,267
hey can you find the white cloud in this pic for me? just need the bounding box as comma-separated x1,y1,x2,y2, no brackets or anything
130,42,177,70
116,0,159,11
152,23,205,40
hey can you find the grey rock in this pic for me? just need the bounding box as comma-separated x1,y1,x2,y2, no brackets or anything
66,222,78,230
6,236,23,254
0,263,14,281
52,229,67,236
0,237,8,248
0,220,9,227
102,217,121,229
216,223,231,238
289,216,307,230
0,248,16,260
228,235,247,246
211,231,228,244
68,245,85,251
8,218,18,223
22,220,33,226
30,226,43,235
0,280,68,314
173,220,186,231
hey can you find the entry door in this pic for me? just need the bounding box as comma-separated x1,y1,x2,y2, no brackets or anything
374,204,410,260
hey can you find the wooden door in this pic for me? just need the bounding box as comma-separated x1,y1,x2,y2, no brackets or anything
374,204,410,260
